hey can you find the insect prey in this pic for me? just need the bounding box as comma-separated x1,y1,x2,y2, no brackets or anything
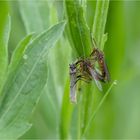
69,37,110,103
90,48,110,82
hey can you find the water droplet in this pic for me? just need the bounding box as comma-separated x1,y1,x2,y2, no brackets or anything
113,80,117,85
23,54,28,60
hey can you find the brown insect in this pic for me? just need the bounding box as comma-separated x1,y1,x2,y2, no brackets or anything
90,33,110,82
90,48,110,82
69,56,106,103
69,37,110,103
69,60,92,103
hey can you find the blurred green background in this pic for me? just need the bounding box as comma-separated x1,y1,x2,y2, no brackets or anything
1,0,140,139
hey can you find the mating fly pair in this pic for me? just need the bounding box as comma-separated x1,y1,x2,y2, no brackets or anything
69,41,110,103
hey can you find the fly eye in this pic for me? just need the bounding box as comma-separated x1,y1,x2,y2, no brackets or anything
98,53,103,59
99,56,102,60
70,64,76,70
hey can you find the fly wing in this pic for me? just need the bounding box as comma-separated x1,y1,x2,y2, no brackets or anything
70,83,77,103
70,64,77,103
103,60,110,82
87,66,102,91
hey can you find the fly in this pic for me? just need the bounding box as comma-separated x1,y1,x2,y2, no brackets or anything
69,57,104,103
90,48,110,82
69,35,110,103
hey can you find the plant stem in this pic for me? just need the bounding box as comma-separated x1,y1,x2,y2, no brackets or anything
82,80,117,137
59,79,74,139
81,0,110,137
77,103,81,139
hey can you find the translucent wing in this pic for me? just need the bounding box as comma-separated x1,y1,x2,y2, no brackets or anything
87,66,102,91
69,64,77,103
102,60,110,82
70,82,77,103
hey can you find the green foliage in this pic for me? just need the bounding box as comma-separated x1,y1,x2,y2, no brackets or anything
59,80,74,139
63,1,116,139
65,0,91,57
82,80,117,137
92,0,109,50
0,20,66,138
0,0,140,139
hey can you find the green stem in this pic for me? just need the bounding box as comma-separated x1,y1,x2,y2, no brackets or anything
81,0,110,137
77,103,81,139
59,79,74,139
82,80,117,137
92,0,109,49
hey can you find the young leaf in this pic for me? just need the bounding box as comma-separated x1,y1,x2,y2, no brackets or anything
0,1,10,95
92,0,109,49
8,33,34,76
0,21,66,139
65,0,91,57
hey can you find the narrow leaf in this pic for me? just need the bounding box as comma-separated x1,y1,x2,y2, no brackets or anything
92,0,109,49
0,21,66,138
65,0,91,57
9,33,34,76
60,79,74,139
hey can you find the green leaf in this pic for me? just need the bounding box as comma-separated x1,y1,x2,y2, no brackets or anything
0,1,10,95
65,0,91,57
92,0,109,49
86,1,96,29
9,33,34,76
0,21,66,139
59,79,74,139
